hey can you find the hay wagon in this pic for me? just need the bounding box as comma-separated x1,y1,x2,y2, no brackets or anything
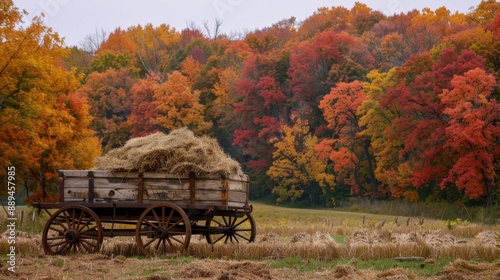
33,170,255,256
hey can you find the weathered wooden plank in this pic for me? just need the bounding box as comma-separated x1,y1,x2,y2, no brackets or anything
144,189,191,200
64,187,138,201
190,200,246,208
143,198,192,204
227,201,247,207
63,177,89,188
196,180,223,191
227,181,247,192
228,191,247,203
64,177,140,190
195,190,222,201
143,179,190,191
60,170,250,206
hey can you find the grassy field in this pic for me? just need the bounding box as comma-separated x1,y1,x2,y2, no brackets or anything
1,201,499,279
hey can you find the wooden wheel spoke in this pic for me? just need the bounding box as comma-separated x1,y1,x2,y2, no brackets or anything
46,235,66,241
168,235,184,245
48,226,65,234
162,239,168,252
166,208,174,226
79,234,99,240
56,243,70,254
233,217,249,228
79,240,94,252
77,211,86,230
211,219,224,227
139,230,155,235
48,240,69,248
152,209,161,224
231,216,238,227
76,242,84,252
70,209,76,229
73,209,85,230
167,219,183,231
233,234,240,243
143,237,158,249
161,207,166,226
143,218,159,229
213,235,225,244
79,225,98,235
155,238,162,251
234,232,251,242
222,216,229,227
162,237,171,249
76,217,92,232
80,238,98,248
52,217,69,231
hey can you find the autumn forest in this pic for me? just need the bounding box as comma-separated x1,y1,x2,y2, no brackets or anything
1,0,499,207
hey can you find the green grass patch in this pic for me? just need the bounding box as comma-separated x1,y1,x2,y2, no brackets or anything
356,258,454,277
332,234,348,244
271,257,455,277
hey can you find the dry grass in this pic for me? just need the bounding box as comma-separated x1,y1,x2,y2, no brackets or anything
93,128,243,176
1,202,499,262
1,204,499,279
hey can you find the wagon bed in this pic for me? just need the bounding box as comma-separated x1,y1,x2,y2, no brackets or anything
33,170,255,256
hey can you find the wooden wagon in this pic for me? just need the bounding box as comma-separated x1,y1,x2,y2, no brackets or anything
33,170,255,256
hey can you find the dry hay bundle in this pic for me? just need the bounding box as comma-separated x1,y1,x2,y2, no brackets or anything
290,232,335,245
391,232,418,244
475,231,500,247
348,229,370,245
257,233,281,244
371,230,392,244
180,260,272,280
421,230,456,247
94,128,243,176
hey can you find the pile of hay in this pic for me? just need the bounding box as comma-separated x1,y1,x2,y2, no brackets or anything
94,128,243,176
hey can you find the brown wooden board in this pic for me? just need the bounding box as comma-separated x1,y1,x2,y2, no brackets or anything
59,170,249,207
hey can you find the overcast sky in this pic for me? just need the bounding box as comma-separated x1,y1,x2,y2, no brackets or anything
15,0,481,47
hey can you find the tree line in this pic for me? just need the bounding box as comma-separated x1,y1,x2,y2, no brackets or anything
1,0,499,206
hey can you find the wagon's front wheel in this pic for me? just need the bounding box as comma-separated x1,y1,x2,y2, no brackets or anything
205,212,256,244
42,205,103,255
135,203,191,256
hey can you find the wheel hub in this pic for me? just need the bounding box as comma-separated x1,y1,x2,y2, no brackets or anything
64,229,79,244
155,227,169,239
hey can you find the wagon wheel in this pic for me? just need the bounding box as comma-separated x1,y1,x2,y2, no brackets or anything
135,203,191,256
42,205,103,255
205,212,256,244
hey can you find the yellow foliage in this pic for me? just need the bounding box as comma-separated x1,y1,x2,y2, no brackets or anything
267,117,335,203
153,71,212,133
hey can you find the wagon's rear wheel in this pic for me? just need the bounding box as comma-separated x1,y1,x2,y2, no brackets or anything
42,205,103,255
205,212,256,244
135,203,191,256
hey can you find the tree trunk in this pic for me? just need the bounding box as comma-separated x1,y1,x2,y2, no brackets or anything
483,170,495,207
363,138,379,197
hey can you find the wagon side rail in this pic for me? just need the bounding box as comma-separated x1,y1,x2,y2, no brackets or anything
53,170,251,212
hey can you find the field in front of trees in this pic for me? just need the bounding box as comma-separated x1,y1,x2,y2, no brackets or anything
1,202,499,279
